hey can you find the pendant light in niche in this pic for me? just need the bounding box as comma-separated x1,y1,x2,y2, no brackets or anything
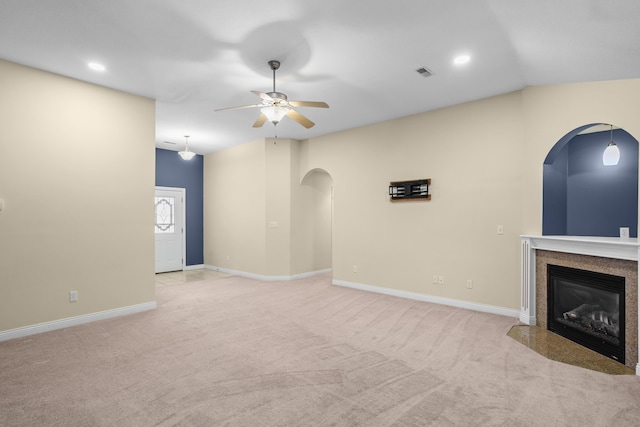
178,135,196,160
603,124,620,166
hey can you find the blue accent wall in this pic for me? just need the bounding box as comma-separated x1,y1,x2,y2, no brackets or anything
543,129,638,237
155,148,204,266
542,144,568,235
567,130,638,237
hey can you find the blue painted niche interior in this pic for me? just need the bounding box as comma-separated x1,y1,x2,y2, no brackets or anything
155,148,204,266
543,127,638,237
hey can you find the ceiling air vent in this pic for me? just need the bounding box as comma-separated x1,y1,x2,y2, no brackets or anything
415,67,433,77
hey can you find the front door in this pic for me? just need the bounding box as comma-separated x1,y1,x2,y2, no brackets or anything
155,187,185,273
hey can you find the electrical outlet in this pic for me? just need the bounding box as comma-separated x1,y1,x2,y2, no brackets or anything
353,265,358,273
226,255,230,261
432,275,439,284
438,276,445,285
69,291,78,302
497,225,504,235
466,280,473,289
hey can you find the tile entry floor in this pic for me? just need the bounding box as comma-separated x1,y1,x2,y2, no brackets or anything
155,268,230,287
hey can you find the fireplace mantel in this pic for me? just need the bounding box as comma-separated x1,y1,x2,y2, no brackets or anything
523,235,640,261
520,235,640,375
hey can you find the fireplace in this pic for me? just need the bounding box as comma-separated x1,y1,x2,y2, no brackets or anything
547,264,625,363
521,236,639,373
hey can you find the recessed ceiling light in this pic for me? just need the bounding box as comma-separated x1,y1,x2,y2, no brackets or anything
453,55,470,65
88,62,106,71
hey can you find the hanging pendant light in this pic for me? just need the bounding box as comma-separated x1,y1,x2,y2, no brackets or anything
178,135,196,160
603,125,620,166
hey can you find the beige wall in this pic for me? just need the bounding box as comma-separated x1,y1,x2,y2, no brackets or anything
204,139,267,274
204,77,640,311
0,60,156,332
205,138,332,277
300,91,525,309
265,138,293,275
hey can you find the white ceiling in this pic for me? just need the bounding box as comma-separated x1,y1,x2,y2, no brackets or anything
1,0,639,155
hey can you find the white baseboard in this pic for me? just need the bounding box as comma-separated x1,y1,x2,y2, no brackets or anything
185,264,205,271
291,268,333,280
333,279,520,319
204,265,332,282
0,301,157,343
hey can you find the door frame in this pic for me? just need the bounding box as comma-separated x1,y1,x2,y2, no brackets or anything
155,186,187,272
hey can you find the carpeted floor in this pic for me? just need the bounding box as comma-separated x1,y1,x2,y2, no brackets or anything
1,273,640,426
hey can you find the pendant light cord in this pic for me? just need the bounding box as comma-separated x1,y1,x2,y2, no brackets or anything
610,124,614,145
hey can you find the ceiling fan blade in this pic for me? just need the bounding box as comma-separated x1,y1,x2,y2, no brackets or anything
252,113,267,128
286,109,315,129
251,90,274,102
289,101,329,108
215,104,262,112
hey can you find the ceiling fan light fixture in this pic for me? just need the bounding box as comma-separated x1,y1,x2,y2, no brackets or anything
215,59,328,129
261,106,289,125
178,135,196,160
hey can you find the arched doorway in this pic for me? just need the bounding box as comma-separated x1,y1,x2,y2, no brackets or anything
542,123,639,237
298,168,333,273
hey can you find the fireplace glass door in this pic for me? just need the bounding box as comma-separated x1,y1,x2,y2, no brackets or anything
547,264,625,363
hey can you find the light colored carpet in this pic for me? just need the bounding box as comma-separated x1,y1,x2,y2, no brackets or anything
1,273,640,426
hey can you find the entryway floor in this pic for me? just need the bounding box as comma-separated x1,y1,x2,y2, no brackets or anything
155,268,230,286
508,325,635,375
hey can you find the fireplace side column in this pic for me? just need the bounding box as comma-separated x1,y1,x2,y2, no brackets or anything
520,237,536,325
637,246,640,376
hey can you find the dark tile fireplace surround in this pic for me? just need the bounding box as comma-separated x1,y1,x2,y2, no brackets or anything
521,236,639,373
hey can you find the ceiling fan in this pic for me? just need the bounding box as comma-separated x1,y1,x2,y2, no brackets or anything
215,60,329,129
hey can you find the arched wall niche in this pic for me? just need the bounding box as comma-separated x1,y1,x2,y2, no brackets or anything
542,123,639,237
